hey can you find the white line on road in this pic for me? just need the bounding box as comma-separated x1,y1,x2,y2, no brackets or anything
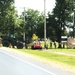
0,50,57,75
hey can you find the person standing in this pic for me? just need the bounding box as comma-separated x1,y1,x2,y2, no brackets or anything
50,42,52,48
54,41,56,48
0,37,2,47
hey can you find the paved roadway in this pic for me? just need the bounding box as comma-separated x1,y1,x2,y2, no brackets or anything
0,48,74,75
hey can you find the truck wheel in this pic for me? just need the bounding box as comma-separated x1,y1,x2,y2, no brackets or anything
2,40,9,47
17,42,23,49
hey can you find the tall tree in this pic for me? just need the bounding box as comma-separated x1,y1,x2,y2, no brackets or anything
36,13,44,38
53,0,74,47
19,9,44,40
46,13,58,41
0,0,16,35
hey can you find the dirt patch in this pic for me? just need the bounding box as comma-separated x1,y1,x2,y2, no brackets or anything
42,49,75,57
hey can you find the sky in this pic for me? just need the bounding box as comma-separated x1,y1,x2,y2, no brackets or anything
14,0,55,15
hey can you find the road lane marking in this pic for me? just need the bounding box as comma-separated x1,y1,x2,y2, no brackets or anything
0,50,57,75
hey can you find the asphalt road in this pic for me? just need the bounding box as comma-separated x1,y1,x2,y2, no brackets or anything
0,48,74,75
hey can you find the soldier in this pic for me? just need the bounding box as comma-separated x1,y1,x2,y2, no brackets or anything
0,37,2,47
50,42,52,48
54,41,56,48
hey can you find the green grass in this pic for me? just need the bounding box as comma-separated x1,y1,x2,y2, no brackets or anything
17,49,75,67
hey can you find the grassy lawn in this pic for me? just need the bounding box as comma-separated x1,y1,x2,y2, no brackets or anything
16,48,75,67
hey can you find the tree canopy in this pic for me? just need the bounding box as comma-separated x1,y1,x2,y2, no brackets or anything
0,0,75,46
19,9,44,40
0,0,17,35
52,0,74,42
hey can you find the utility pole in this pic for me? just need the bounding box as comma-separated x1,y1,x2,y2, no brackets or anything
44,0,46,48
23,7,25,47
73,11,75,38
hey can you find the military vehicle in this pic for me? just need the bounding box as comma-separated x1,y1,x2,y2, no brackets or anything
1,35,24,49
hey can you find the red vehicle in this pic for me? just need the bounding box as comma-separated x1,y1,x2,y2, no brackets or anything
31,41,42,49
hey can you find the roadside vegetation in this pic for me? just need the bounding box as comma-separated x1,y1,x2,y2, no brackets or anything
17,48,75,66
0,0,75,49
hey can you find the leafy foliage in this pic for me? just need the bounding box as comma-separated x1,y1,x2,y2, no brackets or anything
19,9,44,40
32,34,38,41
0,0,75,45
0,0,17,35
52,0,74,42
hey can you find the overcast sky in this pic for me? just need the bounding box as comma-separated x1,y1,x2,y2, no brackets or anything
14,0,55,15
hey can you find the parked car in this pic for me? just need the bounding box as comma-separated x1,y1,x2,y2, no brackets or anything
31,41,42,49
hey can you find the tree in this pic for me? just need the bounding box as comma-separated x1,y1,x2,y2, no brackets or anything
53,0,74,48
36,13,44,38
32,34,38,41
0,0,16,35
46,13,57,41
19,9,44,40
25,9,40,38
